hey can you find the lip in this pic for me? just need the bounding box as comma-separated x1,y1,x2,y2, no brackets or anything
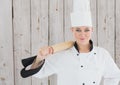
80,38,85,40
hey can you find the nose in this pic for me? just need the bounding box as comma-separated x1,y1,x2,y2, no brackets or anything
79,31,86,36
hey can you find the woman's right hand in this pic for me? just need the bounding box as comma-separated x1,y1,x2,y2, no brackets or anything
31,46,54,69
36,46,54,62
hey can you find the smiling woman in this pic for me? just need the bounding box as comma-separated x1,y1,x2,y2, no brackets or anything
20,0,120,85
71,26,93,47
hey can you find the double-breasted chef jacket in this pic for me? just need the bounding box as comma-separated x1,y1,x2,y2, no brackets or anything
21,40,120,85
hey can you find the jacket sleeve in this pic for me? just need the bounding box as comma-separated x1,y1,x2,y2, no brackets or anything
32,55,58,79
103,50,120,85
21,55,58,79
20,55,45,78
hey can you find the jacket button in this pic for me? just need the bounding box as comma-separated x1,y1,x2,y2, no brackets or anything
93,81,95,84
94,53,96,55
81,65,83,68
82,83,85,85
77,54,79,56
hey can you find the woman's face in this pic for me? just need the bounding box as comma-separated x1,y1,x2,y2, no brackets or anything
71,26,93,45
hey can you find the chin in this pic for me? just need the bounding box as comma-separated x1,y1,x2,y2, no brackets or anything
77,40,89,45
80,42,88,45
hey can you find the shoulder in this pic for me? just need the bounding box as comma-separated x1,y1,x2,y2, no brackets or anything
93,46,112,59
92,46,114,66
94,46,110,54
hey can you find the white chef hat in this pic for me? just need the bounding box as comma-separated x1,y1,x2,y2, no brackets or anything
71,0,92,27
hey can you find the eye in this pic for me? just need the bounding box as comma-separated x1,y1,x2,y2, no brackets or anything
76,29,81,32
84,29,90,32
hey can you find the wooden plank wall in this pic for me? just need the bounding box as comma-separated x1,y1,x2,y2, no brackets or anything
0,0,120,85
0,0,14,85
31,0,49,85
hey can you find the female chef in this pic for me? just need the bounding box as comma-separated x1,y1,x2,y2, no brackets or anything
21,0,120,85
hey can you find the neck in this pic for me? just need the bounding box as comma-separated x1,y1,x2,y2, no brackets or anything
76,42,90,53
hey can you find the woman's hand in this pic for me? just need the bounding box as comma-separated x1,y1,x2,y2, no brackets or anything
31,46,54,69
36,46,54,61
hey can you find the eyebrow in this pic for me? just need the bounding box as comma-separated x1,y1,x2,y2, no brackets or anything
75,27,90,29
76,27,80,29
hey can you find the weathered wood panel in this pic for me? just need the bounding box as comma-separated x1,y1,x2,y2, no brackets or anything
48,0,64,85
97,0,115,58
49,0,64,45
90,0,98,45
116,0,120,84
13,0,31,85
116,0,120,68
31,0,49,85
0,0,14,85
64,0,74,41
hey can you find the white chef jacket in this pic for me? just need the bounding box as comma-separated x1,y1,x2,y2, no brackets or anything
33,46,120,85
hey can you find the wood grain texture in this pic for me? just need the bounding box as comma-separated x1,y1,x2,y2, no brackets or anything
97,0,115,58
90,0,98,45
0,0,14,85
49,0,64,45
48,0,64,85
31,0,49,85
64,0,74,41
13,0,31,85
116,0,120,68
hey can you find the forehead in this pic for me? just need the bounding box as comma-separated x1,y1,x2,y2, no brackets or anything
72,26,92,29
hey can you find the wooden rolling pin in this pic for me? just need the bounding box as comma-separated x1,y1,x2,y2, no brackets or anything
51,41,75,53
39,41,75,55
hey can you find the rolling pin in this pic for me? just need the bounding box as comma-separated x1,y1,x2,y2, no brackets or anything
51,41,75,53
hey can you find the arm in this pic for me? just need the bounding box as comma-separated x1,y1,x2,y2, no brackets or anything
31,41,74,69
20,46,54,78
21,41,74,78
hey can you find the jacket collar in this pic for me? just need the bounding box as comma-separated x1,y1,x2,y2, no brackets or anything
74,40,94,53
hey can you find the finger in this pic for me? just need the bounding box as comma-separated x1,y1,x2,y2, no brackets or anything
50,47,54,54
49,46,54,54
39,50,43,56
36,53,43,61
48,47,51,54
